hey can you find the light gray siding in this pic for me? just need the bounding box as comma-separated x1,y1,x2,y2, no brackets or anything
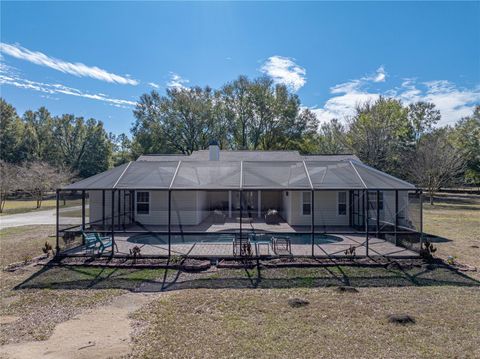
285,190,350,226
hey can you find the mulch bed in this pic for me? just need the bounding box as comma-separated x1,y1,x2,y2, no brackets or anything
42,256,211,271
32,256,431,272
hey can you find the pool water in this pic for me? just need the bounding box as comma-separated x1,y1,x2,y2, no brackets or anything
127,233,343,245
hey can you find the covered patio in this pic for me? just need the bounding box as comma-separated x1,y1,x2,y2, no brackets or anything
56,158,423,259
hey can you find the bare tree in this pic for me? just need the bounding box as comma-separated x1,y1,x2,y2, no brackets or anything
21,161,72,208
0,161,20,213
408,130,466,205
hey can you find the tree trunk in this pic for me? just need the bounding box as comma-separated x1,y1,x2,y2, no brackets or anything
0,194,5,213
429,189,434,205
37,191,43,208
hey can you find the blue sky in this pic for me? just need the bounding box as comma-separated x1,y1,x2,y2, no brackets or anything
1,1,479,135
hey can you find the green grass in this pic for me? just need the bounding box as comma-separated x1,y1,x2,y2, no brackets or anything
1,198,82,216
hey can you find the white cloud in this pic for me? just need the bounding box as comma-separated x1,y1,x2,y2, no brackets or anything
310,66,479,126
167,72,189,89
422,80,480,124
260,56,306,92
372,66,386,83
0,66,137,108
148,82,160,89
311,79,380,124
0,42,138,85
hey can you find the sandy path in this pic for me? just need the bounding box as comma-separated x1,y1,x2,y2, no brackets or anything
0,292,157,359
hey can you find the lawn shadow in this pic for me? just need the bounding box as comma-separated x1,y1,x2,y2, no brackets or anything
13,260,479,293
423,234,452,243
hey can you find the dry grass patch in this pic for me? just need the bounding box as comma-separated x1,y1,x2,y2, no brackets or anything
424,194,480,276
130,287,480,359
0,225,55,268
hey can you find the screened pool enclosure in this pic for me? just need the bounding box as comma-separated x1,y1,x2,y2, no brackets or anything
57,156,423,259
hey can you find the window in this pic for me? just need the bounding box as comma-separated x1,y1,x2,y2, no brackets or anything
302,191,311,215
368,192,384,210
136,191,150,215
338,191,347,216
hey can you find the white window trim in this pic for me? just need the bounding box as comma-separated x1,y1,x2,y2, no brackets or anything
135,190,151,216
301,191,312,216
337,191,347,216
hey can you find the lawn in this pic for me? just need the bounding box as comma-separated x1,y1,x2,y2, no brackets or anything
423,193,480,277
0,193,478,358
1,198,82,216
0,225,56,268
130,286,479,359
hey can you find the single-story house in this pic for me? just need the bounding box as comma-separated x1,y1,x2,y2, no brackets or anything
58,144,423,258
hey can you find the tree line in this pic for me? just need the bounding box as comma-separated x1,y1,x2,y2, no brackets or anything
131,76,318,156
1,75,479,208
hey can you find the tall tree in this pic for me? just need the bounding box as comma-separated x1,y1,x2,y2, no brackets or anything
221,76,253,150
0,160,20,212
21,161,72,208
0,98,24,163
76,119,112,177
409,129,466,204
111,133,133,166
315,119,349,154
131,76,318,154
22,107,58,163
162,86,216,154
408,101,441,141
449,106,480,186
346,97,413,177
132,91,172,156
51,114,111,177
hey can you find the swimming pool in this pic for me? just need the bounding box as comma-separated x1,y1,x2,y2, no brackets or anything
127,233,344,245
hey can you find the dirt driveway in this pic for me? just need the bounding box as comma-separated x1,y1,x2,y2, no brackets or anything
0,292,159,359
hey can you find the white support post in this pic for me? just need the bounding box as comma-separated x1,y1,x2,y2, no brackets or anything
228,190,232,218
257,190,261,219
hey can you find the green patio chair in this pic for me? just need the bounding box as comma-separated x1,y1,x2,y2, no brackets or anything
94,232,114,254
81,231,117,255
81,231,98,254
